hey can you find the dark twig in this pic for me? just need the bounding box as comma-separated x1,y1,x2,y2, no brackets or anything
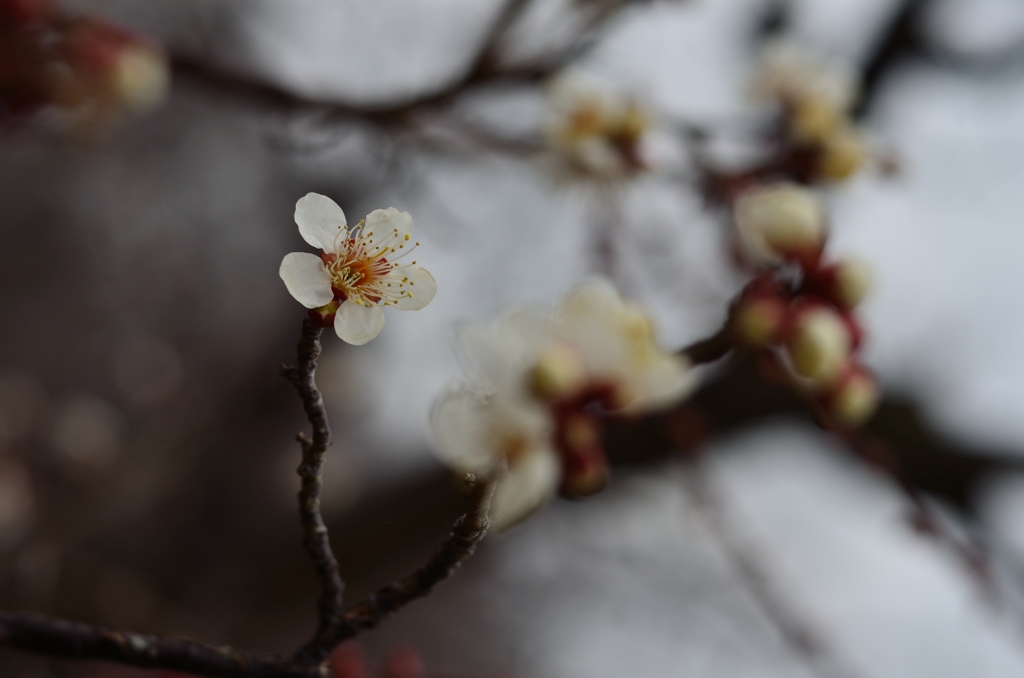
0,474,494,678
0,612,318,678
471,0,536,76
0,319,494,676
330,477,495,643
839,429,995,596
682,463,864,678
680,322,736,366
854,0,930,119
171,0,649,139
281,320,345,664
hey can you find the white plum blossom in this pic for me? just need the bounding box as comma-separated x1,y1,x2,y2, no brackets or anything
751,39,857,118
751,40,868,181
554,280,696,412
434,308,562,530
431,279,695,531
279,193,437,345
545,72,650,179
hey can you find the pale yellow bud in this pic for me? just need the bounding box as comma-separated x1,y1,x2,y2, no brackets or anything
790,95,844,144
833,258,872,309
786,306,851,386
828,370,880,427
819,126,866,181
529,341,588,401
733,297,787,347
735,183,826,261
113,45,169,112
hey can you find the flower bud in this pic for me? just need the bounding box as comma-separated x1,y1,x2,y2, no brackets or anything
823,366,880,428
819,126,866,181
63,21,169,113
785,302,851,386
790,95,843,145
805,258,872,310
733,295,789,347
111,42,169,112
530,340,588,401
832,258,872,309
735,183,826,263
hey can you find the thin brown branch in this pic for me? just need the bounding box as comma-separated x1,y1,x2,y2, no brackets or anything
0,319,494,676
682,463,865,678
0,473,494,678
171,0,651,135
471,0,536,76
329,476,495,644
681,323,736,366
281,320,345,664
0,612,320,678
840,429,995,595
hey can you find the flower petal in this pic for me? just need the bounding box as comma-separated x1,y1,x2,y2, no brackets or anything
362,207,413,249
335,299,385,345
279,252,334,308
626,355,698,413
388,265,437,310
489,446,560,532
430,387,500,475
295,193,347,252
458,307,551,389
559,277,622,320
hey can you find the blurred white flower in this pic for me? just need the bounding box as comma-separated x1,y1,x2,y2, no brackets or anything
431,279,695,530
279,193,437,345
752,39,857,120
433,385,560,531
751,40,868,181
545,72,650,179
555,280,696,412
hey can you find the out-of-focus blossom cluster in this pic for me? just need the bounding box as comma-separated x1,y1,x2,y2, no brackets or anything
750,41,867,184
730,183,878,428
280,193,437,345
432,280,695,530
0,0,168,132
545,72,652,180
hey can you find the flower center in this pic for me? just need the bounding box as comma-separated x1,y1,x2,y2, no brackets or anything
321,241,391,303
